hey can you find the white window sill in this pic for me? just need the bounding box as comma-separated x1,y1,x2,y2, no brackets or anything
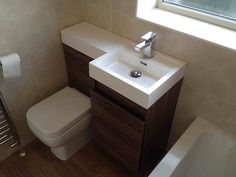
137,0,236,51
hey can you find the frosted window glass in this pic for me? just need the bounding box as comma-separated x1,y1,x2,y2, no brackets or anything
163,0,236,20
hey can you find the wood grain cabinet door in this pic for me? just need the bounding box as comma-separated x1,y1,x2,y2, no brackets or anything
63,44,95,96
90,90,145,173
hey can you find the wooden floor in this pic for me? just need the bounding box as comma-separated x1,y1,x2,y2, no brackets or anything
0,140,136,177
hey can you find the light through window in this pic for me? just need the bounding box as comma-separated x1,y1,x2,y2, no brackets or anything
162,0,236,21
162,0,236,20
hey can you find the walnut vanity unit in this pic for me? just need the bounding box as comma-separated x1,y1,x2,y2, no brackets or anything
61,22,186,176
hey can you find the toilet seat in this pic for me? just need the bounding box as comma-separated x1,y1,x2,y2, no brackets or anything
29,113,91,148
27,87,91,138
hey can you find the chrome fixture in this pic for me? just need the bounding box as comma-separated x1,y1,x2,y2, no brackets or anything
0,92,26,157
130,70,142,78
135,32,157,58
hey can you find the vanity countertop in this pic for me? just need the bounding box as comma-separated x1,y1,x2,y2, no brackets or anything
61,22,135,59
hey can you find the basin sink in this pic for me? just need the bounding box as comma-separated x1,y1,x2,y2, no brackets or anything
105,53,160,90
89,49,186,109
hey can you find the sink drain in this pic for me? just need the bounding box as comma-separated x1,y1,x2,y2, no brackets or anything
130,70,142,78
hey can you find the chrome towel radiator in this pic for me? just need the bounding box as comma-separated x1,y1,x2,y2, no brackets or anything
0,92,25,156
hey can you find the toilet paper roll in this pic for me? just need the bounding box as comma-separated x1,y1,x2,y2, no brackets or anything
0,53,21,79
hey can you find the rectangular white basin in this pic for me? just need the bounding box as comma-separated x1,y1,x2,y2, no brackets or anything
106,61,159,89
89,49,186,109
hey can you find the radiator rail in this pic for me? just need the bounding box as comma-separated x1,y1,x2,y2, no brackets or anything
0,92,20,148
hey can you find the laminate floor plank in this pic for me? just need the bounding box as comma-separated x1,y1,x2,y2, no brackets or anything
0,140,135,177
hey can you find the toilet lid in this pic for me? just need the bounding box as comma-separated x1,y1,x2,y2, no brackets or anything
27,87,91,138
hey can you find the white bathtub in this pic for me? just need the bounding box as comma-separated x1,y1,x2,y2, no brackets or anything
149,118,236,177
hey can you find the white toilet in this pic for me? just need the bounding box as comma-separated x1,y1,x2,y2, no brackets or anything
26,87,92,160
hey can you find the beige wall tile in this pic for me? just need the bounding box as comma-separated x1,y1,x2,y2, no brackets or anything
20,12,60,61
34,66,68,99
111,11,139,41
31,47,66,76
56,0,84,29
169,82,232,145
156,30,192,61
112,0,137,17
85,2,112,31
175,83,231,126
32,48,68,99
0,0,18,24
0,20,27,61
16,0,54,16
185,39,236,106
223,110,236,135
112,11,158,42
89,0,111,8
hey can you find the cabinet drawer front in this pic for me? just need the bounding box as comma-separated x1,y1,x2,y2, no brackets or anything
93,123,140,173
90,90,145,172
96,83,147,119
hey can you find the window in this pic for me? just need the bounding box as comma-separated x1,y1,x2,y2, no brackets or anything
157,0,236,30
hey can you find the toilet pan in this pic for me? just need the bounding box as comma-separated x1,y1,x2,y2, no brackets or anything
26,87,92,160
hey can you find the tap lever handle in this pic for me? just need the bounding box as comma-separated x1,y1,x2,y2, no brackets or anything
141,32,157,41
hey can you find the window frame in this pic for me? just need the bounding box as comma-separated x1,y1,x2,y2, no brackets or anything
156,0,236,30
